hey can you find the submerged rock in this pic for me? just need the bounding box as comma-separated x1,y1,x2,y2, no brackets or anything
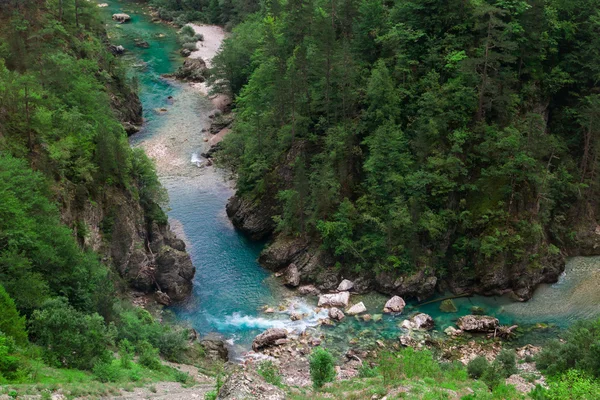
346,302,367,316
318,292,350,308
252,328,288,351
457,315,499,332
112,13,131,23
440,299,458,313
444,326,463,336
383,296,406,313
109,45,125,55
328,307,345,321
337,279,354,291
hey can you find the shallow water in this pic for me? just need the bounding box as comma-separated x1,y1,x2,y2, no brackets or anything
101,0,600,357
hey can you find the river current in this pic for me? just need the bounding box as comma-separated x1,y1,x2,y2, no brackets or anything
101,0,600,358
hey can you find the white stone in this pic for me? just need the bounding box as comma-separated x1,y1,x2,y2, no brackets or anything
346,302,367,315
383,295,406,313
337,279,354,291
318,291,350,308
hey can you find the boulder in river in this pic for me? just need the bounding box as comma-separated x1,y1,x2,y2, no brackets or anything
346,302,367,315
383,295,406,313
401,313,434,330
457,315,499,332
337,279,354,291
283,263,300,287
318,291,350,308
174,58,208,82
328,307,345,321
252,328,288,351
112,13,131,23
109,45,125,55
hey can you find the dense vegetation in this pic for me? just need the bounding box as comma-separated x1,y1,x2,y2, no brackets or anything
0,0,195,389
206,0,600,286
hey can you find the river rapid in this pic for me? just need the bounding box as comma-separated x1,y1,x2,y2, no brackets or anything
100,0,600,359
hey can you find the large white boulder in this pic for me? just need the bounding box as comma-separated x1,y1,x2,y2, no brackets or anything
318,291,350,308
401,313,434,330
328,307,345,321
383,296,406,313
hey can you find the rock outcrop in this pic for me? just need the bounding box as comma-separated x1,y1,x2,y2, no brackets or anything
318,292,350,308
252,328,288,351
226,195,276,241
457,315,500,332
283,263,300,287
173,58,208,82
383,296,406,313
200,338,229,362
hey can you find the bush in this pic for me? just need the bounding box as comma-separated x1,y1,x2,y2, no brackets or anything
179,25,195,37
532,370,600,399
93,359,121,382
119,339,134,369
379,351,403,386
468,356,490,379
536,319,600,378
358,363,379,378
257,361,282,386
0,334,20,381
309,347,336,389
182,42,198,51
29,298,113,370
399,348,441,380
495,349,517,377
0,285,27,345
138,341,162,371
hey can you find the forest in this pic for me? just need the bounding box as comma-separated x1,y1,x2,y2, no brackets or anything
0,0,198,390
193,0,600,293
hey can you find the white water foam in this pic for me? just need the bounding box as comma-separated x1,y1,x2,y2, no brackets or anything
190,152,204,167
212,297,329,335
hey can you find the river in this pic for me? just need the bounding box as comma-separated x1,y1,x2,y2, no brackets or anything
100,0,600,359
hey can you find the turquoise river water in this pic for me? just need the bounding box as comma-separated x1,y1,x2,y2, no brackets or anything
101,0,600,359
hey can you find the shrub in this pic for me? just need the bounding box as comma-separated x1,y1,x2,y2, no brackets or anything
93,359,121,383
179,25,195,37
257,361,282,386
309,347,336,389
119,339,134,369
137,341,162,371
0,334,20,381
399,348,441,380
182,42,198,51
379,351,403,386
358,363,379,378
174,369,190,384
29,298,113,370
467,356,490,379
0,285,27,345
536,319,600,378
495,349,517,377
532,370,600,399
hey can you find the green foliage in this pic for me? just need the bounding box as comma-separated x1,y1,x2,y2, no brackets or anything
309,347,336,389
257,360,282,386
468,356,490,379
0,334,21,382
536,319,600,378
0,285,27,345
119,339,134,369
92,358,122,383
531,370,600,400
29,298,113,370
137,341,163,371
211,0,600,283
